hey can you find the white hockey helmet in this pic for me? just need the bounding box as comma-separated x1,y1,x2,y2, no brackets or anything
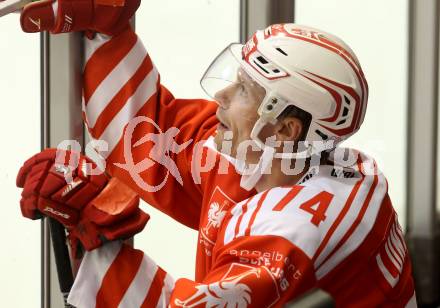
201,24,369,159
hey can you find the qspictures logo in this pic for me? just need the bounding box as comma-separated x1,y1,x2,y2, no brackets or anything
55,115,381,193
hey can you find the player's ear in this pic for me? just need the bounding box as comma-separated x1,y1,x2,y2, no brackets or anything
275,116,303,143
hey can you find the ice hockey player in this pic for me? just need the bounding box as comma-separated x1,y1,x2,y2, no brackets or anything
15,0,416,306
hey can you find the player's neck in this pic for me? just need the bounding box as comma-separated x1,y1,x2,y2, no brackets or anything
254,158,310,193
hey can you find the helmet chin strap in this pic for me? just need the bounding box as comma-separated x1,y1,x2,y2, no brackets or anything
250,118,313,160
237,118,337,191
251,118,336,160
237,144,276,191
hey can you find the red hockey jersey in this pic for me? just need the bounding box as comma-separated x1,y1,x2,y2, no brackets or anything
67,27,416,307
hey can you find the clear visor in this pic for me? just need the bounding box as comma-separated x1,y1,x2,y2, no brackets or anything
200,43,267,105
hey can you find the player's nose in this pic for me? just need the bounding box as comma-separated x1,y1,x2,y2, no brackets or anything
214,84,235,109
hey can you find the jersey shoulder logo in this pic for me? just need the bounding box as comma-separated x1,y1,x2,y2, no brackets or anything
205,201,227,232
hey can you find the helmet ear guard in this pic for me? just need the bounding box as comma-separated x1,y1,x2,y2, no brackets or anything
251,93,307,159
253,91,332,160
257,94,287,122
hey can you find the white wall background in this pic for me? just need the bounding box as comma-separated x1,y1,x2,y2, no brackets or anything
296,0,409,228
135,0,239,280
0,13,41,307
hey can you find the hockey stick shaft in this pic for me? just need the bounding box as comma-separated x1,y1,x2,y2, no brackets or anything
48,218,75,307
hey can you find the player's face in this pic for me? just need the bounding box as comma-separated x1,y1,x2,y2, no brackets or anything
213,68,268,162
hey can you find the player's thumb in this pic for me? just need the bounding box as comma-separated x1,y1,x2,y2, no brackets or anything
20,0,55,33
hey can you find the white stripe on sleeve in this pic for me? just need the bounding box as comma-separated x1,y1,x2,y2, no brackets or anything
85,34,112,63
118,253,159,308
67,241,122,307
376,253,398,288
86,38,148,128
99,67,159,157
156,273,175,308
405,292,417,308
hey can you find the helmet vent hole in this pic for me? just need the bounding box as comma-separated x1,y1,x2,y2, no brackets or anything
264,27,272,36
253,61,270,74
344,95,351,105
337,119,347,125
249,51,287,78
342,107,349,117
276,47,288,56
257,56,268,64
315,129,329,140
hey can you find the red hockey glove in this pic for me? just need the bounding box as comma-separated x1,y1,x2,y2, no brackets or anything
20,0,140,36
16,148,149,253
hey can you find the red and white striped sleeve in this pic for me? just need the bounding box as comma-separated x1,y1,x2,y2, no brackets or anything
82,27,219,228
67,241,175,308
67,235,317,308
